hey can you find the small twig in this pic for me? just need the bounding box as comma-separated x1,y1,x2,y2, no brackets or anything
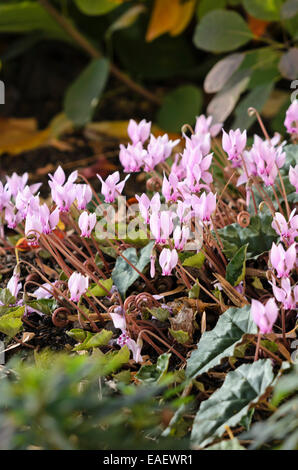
38,0,161,106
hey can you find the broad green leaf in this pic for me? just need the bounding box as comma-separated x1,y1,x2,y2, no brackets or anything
112,242,154,297
193,10,253,53
191,359,274,447
226,244,248,286
186,305,257,379
197,0,227,19
271,365,298,407
0,306,24,337
136,353,171,384
243,0,283,21
233,81,274,131
204,53,245,94
217,214,278,260
74,0,121,15
182,252,205,269
207,69,251,122
169,329,189,344
206,438,245,450
87,278,113,297
281,0,298,19
73,329,112,351
157,85,202,133
0,2,69,41
278,48,298,80
64,58,109,126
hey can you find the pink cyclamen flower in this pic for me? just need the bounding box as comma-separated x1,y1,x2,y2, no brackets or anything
97,171,129,203
173,225,190,250
33,283,54,300
4,204,22,229
15,186,40,218
119,142,147,173
284,100,298,135
39,204,60,234
191,192,216,223
150,211,174,244
272,278,298,311
194,114,222,137
270,242,296,278
51,181,77,212
78,211,97,238
68,272,89,303
48,166,78,187
127,119,151,145
110,310,143,363
289,165,298,193
162,172,179,202
251,298,278,334
222,129,247,166
250,137,285,186
6,172,28,198
0,182,11,210
159,248,178,276
145,134,180,172
75,184,92,210
136,193,151,224
272,209,298,246
7,272,22,299
25,211,43,245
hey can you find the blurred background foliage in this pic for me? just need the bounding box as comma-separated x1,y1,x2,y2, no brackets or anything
0,0,297,134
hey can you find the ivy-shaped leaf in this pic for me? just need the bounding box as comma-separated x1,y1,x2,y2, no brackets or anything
186,305,257,379
112,242,154,297
191,359,274,447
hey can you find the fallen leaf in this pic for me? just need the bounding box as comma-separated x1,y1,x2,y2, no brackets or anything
0,117,50,156
146,0,180,42
169,305,195,343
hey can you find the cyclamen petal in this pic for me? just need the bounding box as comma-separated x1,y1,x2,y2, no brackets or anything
251,298,278,334
78,211,97,238
127,119,151,145
97,171,129,203
159,248,178,276
68,272,89,303
289,165,298,193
